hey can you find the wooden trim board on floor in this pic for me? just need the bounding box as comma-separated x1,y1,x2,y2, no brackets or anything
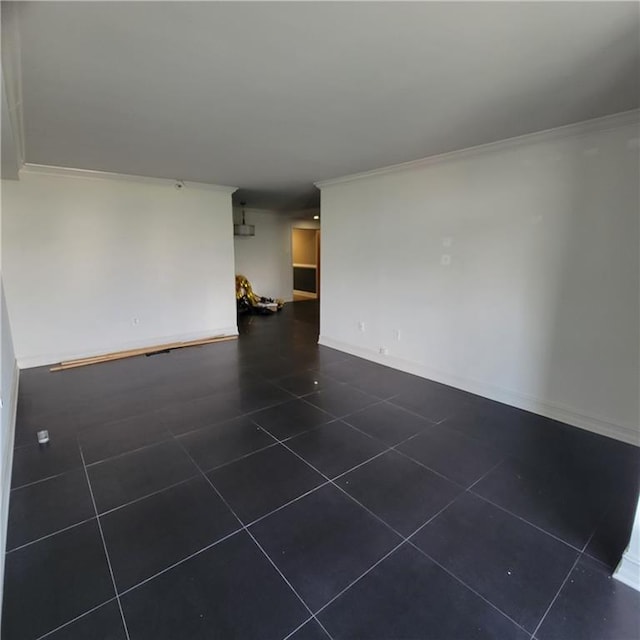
50,335,237,371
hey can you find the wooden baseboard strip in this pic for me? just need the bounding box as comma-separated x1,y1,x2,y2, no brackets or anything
50,335,238,371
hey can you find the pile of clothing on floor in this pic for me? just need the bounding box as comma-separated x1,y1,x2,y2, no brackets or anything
235,274,284,314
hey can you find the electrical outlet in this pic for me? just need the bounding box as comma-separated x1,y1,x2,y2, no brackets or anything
394,329,401,341
358,321,365,332
379,346,388,355
132,317,140,325
441,254,451,266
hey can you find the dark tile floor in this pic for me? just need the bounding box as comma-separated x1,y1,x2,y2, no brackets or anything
2,301,639,639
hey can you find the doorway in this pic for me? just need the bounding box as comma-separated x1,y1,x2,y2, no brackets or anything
292,227,320,301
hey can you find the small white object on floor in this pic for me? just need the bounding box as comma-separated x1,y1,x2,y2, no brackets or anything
37,430,49,444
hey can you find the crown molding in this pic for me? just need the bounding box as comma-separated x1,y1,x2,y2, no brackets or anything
315,109,640,189
19,164,238,194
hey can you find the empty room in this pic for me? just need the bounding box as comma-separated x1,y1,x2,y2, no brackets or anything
1,2,639,639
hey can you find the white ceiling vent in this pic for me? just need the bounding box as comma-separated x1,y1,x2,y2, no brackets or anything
234,202,255,237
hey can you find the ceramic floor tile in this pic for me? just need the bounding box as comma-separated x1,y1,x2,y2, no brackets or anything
7,468,94,550
100,477,239,591
250,484,401,611
156,392,243,436
43,601,127,640
472,457,609,549
286,421,386,479
318,543,529,640
303,386,379,418
11,436,83,488
412,492,579,632
287,619,331,640
1,521,114,640
177,416,275,471
344,401,434,446
250,398,334,440
88,439,198,513
396,424,503,487
78,414,172,464
121,531,309,640
536,555,640,640
336,450,462,536
7,300,638,640
208,443,326,523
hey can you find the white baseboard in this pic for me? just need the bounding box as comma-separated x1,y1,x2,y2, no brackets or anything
17,326,240,369
615,552,640,591
318,335,639,447
0,362,20,616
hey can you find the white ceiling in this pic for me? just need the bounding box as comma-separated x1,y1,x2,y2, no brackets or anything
12,1,640,210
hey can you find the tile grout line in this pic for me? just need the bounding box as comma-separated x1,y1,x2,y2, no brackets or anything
384,438,470,489
196,439,281,472
33,597,120,640
15,354,625,639
116,527,244,598
14,367,384,493
83,435,176,468
406,538,535,636
269,371,398,406
9,422,394,592
297,392,389,423
580,503,609,554
530,553,582,639
78,446,132,640
18,400,577,636
466,490,585,555
6,515,97,555
10,466,87,492
15,403,302,497
15,353,370,455
253,402,582,560
310,494,462,621
385,394,513,449
96,473,202,517
254,417,395,483
243,480,332,529
280,615,317,640
8,398,582,576
21,389,301,487
465,458,505,492
170,433,336,640
271,434,532,637
384,432,586,555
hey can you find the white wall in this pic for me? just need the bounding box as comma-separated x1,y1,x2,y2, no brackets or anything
317,112,640,445
233,208,293,301
0,187,19,616
0,281,18,609
291,218,320,231
2,166,238,367
615,498,640,591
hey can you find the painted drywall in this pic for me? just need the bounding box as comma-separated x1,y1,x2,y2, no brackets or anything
615,497,640,591
1,2,24,179
2,167,238,367
292,228,317,266
318,113,640,445
1,69,21,180
233,208,293,302
291,218,320,231
0,208,19,616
